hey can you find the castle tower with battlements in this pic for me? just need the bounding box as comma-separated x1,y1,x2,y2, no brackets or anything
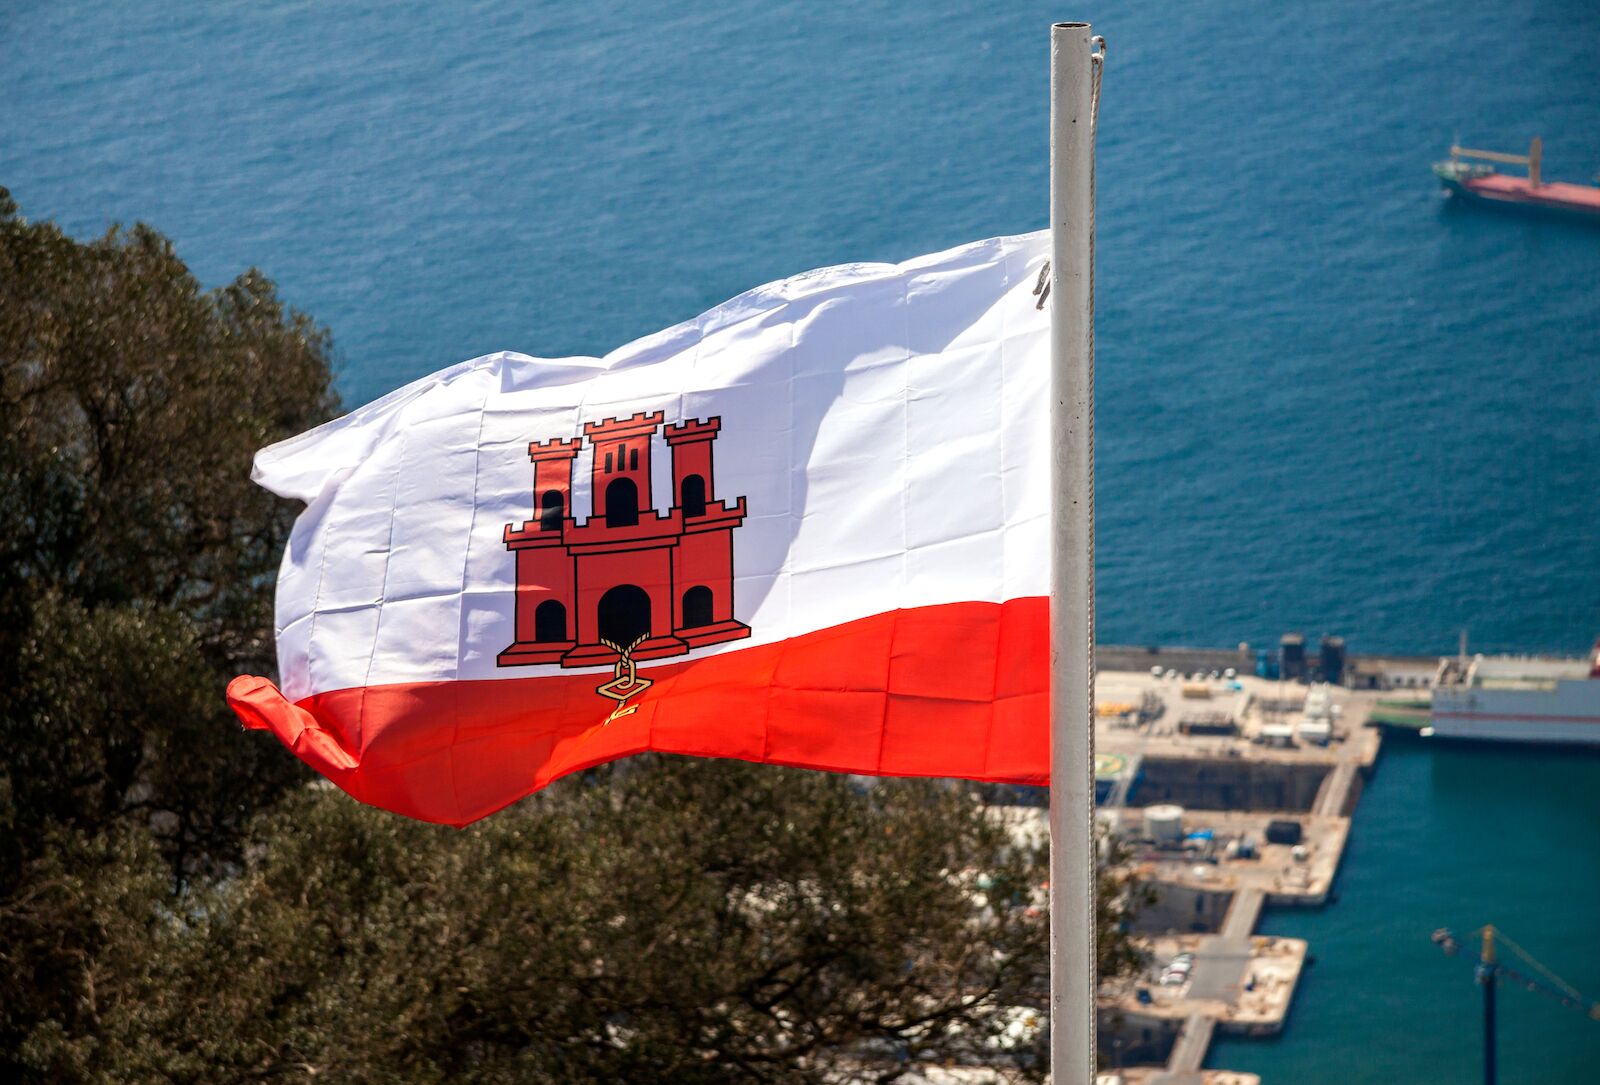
499,412,750,668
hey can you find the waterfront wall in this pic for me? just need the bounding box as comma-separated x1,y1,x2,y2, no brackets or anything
1131,758,1331,812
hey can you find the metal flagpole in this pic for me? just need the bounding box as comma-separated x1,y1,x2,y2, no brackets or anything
1048,20,1101,1085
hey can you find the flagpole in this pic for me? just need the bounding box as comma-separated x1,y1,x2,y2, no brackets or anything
1048,20,1098,1085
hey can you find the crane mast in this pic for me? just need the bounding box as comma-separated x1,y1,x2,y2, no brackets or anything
1476,927,1497,1085
1432,924,1598,1085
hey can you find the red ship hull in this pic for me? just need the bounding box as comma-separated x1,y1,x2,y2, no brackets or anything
1448,173,1600,219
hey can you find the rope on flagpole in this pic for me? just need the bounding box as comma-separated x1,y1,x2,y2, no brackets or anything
1086,32,1103,675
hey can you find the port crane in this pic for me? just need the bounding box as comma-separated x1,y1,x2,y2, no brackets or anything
1431,925,1600,1085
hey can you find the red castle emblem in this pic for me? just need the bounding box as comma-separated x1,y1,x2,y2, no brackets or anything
498,411,750,671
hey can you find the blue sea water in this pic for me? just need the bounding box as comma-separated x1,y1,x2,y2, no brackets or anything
5,2,1600,1080
1207,737,1600,1084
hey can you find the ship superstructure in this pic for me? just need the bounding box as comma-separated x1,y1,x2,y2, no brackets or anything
1429,639,1600,745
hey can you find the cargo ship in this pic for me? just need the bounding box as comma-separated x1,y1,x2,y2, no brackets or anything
1427,638,1600,746
1433,138,1600,220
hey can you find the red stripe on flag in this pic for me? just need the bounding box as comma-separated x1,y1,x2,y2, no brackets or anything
228,597,1048,826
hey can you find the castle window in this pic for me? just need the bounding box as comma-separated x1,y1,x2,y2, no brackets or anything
604,477,639,526
534,600,567,643
681,585,714,629
539,490,564,532
629,447,639,471
605,452,614,473
598,584,651,647
680,474,707,518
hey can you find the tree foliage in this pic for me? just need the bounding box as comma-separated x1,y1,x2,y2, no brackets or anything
0,187,337,879
19,762,1060,1084
0,188,337,1073
0,189,1140,1083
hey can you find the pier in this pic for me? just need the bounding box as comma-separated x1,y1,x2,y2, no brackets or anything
987,644,1421,1083
1087,652,1392,1083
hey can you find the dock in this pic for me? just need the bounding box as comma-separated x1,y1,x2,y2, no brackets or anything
1085,655,1396,1082
985,644,1425,1082
1104,1071,1258,1085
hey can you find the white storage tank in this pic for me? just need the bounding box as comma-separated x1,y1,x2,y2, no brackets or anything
1144,804,1185,844
1297,718,1332,746
1260,722,1296,748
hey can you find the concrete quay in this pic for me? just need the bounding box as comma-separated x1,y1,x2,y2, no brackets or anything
1104,1071,1259,1085
1092,665,1384,1082
1095,642,1441,693
1102,932,1307,1034
1109,810,1349,911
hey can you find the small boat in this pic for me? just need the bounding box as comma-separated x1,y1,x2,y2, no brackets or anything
1433,138,1600,220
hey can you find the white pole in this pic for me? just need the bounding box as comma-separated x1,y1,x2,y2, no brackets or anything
1048,20,1097,1085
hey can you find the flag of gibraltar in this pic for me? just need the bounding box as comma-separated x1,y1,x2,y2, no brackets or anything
228,232,1052,826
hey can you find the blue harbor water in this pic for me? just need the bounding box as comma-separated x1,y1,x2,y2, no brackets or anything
1207,736,1600,1084
5,1,1599,1080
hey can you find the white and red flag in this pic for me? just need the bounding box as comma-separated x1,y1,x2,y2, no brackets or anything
229,232,1052,826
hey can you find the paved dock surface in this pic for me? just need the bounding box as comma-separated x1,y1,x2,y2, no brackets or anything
1220,888,1264,940
1311,697,1371,817
1103,933,1304,1032
1091,669,1385,1083
1112,1071,1259,1085
1111,810,1349,907
1187,937,1253,1003
1167,1013,1216,1074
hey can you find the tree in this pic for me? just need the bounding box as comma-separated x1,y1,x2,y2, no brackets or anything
0,187,337,1072
0,188,337,879
0,190,1142,1083
19,760,1060,1084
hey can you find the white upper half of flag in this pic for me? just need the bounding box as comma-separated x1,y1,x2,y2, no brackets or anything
257,231,1051,703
